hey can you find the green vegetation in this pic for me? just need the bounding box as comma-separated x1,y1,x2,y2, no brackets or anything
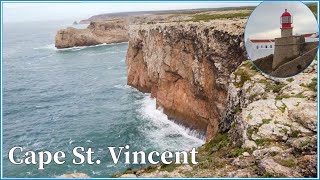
229,148,246,157
275,158,296,168
275,94,291,100
269,84,285,93
249,93,258,101
294,93,305,98
205,133,229,152
301,77,317,92
290,130,301,138
247,126,258,139
160,164,180,172
286,78,294,83
299,139,311,147
143,165,159,173
261,172,274,178
262,119,272,124
269,151,278,157
307,3,318,17
278,103,287,113
258,79,285,93
235,104,242,113
255,138,272,146
280,128,289,134
191,12,251,22
231,121,236,129
234,69,251,87
275,92,305,100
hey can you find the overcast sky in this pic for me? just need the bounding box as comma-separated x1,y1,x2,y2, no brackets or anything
245,1,318,40
3,2,259,23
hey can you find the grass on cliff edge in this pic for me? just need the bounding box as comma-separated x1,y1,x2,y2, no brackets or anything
190,4,316,22
191,12,251,22
113,133,255,177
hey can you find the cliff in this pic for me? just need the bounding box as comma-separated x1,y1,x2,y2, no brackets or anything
119,59,317,178
126,20,247,139
55,20,128,49
124,17,317,177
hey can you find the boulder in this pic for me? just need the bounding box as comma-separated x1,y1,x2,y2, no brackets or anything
258,158,302,177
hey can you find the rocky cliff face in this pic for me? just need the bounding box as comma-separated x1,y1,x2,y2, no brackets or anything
123,19,317,177
55,20,128,49
126,20,247,139
118,60,317,178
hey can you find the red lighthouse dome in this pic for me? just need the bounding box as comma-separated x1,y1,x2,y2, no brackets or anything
281,9,292,29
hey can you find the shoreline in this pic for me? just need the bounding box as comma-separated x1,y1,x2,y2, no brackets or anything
55,41,129,51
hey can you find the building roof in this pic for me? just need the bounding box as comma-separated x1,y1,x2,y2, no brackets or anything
304,33,319,38
249,39,274,43
282,9,291,17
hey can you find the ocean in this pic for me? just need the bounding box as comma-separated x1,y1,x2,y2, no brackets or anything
2,21,204,178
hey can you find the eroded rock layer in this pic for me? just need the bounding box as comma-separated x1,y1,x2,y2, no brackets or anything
117,60,317,178
126,20,247,139
55,20,128,49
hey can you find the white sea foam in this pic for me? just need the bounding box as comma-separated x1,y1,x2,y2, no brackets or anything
33,42,128,52
87,51,127,56
33,44,56,50
114,84,138,91
138,95,205,152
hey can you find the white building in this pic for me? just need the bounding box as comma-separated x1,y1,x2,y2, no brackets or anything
246,32,318,61
246,39,275,61
304,32,319,42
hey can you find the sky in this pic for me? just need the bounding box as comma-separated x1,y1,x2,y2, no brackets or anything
245,1,318,40
3,2,260,23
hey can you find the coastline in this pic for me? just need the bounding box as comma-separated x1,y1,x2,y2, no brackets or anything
4,2,318,178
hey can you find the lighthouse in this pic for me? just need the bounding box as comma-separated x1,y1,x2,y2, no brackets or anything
280,9,293,37
272,8,306,70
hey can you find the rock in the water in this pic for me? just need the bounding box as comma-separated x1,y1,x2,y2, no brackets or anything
55,20,128,49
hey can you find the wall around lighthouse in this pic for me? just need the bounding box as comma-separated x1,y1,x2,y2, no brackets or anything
272,35,305,69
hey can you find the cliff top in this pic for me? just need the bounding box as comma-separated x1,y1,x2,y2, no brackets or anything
129,18,246,36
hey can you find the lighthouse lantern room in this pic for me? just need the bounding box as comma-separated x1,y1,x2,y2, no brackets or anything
280,9,293,37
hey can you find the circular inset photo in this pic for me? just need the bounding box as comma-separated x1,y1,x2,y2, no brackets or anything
245,1,319,78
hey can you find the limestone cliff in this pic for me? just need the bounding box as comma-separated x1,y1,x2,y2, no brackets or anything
55,20,128,49
126,20,247,139
118,60,317,178
124,19,317,177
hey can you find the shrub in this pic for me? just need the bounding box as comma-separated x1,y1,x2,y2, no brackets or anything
234,69,251,87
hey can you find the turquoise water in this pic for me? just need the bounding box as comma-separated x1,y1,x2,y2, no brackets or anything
2,21,204,178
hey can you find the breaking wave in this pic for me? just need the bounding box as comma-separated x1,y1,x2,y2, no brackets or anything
137,95,205,152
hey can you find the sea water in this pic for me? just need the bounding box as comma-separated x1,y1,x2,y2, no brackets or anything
2,21,204,178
